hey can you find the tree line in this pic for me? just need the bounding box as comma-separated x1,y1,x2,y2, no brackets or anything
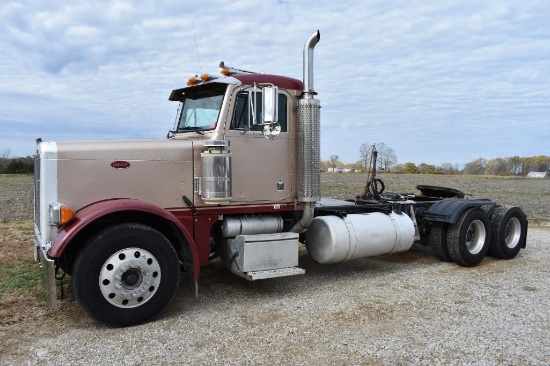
0,149,34,174
322,144,549,177
462,156,550,176
0,157,34,174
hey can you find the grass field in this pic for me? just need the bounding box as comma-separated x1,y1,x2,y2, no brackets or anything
0,173,549,326
0,175,33,223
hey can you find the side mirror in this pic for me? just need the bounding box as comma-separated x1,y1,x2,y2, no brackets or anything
261,86,280,140
262,86,278,123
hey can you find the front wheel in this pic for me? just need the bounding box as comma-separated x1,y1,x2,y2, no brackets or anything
72,223,180,326
447,208,491,267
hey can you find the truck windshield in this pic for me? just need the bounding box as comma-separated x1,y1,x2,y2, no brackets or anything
176,85,226,132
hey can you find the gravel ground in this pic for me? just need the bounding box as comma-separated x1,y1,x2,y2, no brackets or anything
2,228,550,365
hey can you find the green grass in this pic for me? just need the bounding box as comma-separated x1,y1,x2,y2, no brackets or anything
0,221,44,324
0,265,41,292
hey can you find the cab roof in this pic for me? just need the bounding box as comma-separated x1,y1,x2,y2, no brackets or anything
169,73,303,102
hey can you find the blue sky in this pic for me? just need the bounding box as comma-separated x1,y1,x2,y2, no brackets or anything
1,0,549,166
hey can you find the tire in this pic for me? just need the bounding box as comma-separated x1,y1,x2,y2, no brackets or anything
480,204,499,218
488,206,527,260
447,207,491,267
72,223,180,326
428,223,452,262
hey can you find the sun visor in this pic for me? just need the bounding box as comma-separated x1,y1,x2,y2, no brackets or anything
169,79,242,102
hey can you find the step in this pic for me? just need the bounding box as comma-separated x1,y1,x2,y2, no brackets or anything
244,266,305,281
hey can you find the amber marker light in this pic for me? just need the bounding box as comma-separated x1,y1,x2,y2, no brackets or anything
187,76,198,86
220,68,230,76
48,202,76,226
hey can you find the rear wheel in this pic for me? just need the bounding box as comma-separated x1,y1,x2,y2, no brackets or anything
428,223,452,262
447,208,491,267
489,206,527,259
72,223,180,326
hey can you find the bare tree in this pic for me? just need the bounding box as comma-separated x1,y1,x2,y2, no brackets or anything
463,158,487,175
359,142,398,171
375,142,397,170
359,143,373,171
440,162,458,175
328,155,341,169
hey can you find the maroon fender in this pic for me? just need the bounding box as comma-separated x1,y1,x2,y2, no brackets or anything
49,199,200,280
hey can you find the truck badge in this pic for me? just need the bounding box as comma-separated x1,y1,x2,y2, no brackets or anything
111,161,131,169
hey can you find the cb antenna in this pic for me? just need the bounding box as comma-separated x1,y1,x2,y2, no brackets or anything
192,22,202,74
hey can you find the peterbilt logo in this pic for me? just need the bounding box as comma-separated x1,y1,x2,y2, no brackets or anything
111,161,131,169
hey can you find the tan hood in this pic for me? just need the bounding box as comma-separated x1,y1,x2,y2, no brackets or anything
56,139,193,211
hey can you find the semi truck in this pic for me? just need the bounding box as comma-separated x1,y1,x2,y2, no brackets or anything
33,31,528,326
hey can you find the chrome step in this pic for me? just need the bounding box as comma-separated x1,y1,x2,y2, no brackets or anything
244,266,305,281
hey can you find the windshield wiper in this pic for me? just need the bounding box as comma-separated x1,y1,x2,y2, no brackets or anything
179,126,204,135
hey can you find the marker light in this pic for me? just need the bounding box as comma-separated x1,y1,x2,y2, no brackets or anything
48,202,75,226
187,76,199,86
218,61,255,76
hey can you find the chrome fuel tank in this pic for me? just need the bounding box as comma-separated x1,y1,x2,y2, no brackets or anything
305,212,415,264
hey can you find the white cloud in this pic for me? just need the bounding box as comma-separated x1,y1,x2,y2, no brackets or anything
0,0,549,165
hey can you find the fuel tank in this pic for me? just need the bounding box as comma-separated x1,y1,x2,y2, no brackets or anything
305,212,415,264
221,215,284,237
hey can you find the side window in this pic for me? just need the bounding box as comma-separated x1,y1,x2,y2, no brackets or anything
231,91,287,132
277,94,288,132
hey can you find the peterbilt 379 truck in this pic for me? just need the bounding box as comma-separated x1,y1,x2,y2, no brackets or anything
33,31,528,326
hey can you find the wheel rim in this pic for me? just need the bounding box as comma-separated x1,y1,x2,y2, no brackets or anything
465,220,486,254
505,217,522,248
99,247,161,308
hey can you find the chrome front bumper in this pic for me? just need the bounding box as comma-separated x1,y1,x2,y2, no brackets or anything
34,235,58,310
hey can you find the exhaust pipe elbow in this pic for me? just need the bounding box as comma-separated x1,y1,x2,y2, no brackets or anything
303,30,320,94
290,202,315,233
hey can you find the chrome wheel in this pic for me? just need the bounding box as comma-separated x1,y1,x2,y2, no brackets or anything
465,220,486,254
505,217,522,249
99,247,161,308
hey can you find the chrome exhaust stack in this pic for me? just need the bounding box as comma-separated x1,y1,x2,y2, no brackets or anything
303,30,320,94
292,30,321,233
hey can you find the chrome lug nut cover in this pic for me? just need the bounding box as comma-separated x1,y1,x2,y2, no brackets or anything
99,247,161,308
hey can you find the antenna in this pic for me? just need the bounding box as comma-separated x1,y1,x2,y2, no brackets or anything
192,22,202,74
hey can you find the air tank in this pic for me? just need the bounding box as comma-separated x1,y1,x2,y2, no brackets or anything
305,212,415,264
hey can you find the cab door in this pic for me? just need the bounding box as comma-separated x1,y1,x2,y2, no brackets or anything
224,88,295,203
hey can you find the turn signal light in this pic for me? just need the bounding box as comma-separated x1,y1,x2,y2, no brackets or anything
48,202,75,226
